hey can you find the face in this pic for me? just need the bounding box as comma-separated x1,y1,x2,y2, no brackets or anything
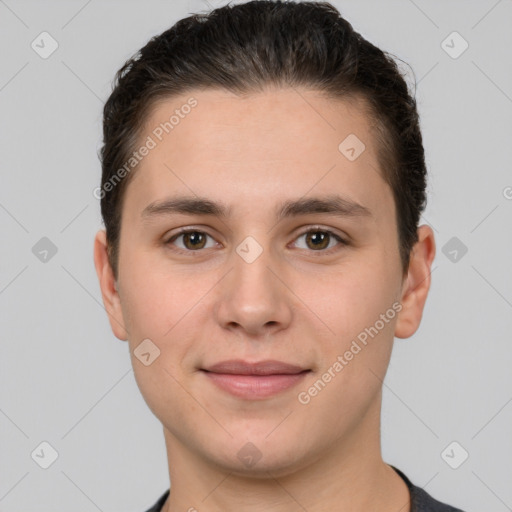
95,87,434,477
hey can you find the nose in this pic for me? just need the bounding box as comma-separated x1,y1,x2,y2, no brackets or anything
214,241,293,338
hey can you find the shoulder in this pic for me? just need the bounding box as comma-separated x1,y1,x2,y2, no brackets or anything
391,465,467,512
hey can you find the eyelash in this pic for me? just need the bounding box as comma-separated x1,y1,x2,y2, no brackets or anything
164,226,349,255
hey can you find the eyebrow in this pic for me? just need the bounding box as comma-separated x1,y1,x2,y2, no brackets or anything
140,194,372,222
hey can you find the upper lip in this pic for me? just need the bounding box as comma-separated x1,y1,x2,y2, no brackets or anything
202,359,308,375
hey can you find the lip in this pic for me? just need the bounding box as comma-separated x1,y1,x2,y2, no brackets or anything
204,359,307,375
201,359,310,399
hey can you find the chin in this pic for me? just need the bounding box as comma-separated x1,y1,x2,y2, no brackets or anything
204,433,315,479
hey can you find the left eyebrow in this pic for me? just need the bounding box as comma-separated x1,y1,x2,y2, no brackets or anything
140,194,372,222
275,195,372,221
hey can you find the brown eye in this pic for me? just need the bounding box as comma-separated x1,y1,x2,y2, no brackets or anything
305,231,330,250
182,231,207,250
293,229,347,252
166,230,216,251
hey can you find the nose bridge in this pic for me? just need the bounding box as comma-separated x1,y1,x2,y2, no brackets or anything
214,233,292,335
232,234,278,308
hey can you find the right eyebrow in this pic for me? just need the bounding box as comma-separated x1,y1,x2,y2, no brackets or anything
141,197,231,220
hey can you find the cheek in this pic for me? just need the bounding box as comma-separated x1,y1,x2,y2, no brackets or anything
303,257,400,343
119,260,193,341
294,267,398,433
119,265,212,379
296,254,401,415
120,272,196,419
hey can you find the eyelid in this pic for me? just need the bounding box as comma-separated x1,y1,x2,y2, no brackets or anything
293,224,348,241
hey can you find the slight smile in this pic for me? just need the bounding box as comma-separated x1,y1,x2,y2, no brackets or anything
200,359,312,400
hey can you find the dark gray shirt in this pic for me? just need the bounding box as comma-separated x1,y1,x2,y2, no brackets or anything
143,465,466,512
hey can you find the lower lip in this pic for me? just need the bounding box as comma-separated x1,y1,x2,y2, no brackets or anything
202,370,310,399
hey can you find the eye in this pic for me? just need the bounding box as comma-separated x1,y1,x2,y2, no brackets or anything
164,227,348,254
292,228,347,253
165,229,217,251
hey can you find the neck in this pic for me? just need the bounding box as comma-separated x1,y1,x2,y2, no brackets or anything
161,395,410,512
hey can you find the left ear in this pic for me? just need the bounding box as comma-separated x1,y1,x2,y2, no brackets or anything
394,224,436,339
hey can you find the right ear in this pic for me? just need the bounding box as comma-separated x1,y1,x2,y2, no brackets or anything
93,229,128,341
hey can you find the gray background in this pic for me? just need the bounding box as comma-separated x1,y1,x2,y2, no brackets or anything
1,0,511,511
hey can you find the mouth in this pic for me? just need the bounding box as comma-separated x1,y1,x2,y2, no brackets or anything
200,359,311,399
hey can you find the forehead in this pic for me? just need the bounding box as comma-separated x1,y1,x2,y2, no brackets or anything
125,87,392,221
142,87,375,164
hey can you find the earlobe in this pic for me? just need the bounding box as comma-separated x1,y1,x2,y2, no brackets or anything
394,225,436,339
93,230,129,341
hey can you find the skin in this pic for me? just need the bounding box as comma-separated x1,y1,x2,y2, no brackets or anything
94,87,435,512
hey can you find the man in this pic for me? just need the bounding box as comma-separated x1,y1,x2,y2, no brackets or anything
93,1,465,510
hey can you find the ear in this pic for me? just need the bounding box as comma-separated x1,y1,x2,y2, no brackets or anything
93,229,128,341
394,224,436,339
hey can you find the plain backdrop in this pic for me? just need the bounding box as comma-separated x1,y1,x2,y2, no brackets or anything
1,1,511,511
